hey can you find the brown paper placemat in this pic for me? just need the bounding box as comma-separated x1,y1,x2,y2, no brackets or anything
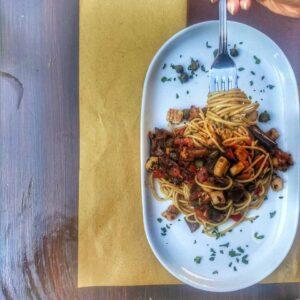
79,0,300,287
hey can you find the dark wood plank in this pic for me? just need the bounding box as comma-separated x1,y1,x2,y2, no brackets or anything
187,0,300,81
0,0,78,299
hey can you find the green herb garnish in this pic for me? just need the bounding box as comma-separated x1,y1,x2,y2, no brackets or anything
200,65,208,73
194,240,197,244
242,255,249,264
171,64,184,74
229,250,241,257
236,258,240,263
266,84,275,90
161,76,172,82
206,41,212,48
230,44,239,57
261,75,265,80
219,242,230,248
254,55,261,64
176,93,179,99
162,63,167,69
157,218,162,223
229,262,233,267
237,247,244,253
166,224,170,229
238,67,245,71
212,270,218,275
220,250,224,254
186,90,190,94
254,232,265,239
233,266,237,271
178,73,189,83
250,80,254,86
279,196,284,199
188,58,200,72
194,256,202,264
250,71,256,75
161,232,166,236
270,211,276,218
239,42,243,45
213,49,218,58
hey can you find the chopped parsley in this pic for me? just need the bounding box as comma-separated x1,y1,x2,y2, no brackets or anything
161,227,167,233
240,229,243,232
261,75,265,80
178,218,181,221
209,248,216,261
179,54,182,58
237,247,244,253
229,249,241,257
238,67,245,71
161,232,166,236
193,240,197,244
239,42,243,45
200,65,208,73
233,266,238,272
166,224,170,229
157,218,163,223
213,49,218,58
254,232,265,239
220,250,224,254
250,80,254,86
212,270,218,275
236,258,240,263
229,262,233,267
176,93,179,99
264,196,268,201
267,84,275,90
279,196,284,199
178,73,189,83
161,76,172,82
230,44,239,57
270,211,276,218
249,96,252,100
219,242,230,248
249,215,259,223
188,58,200,72
194,256,202,264
186,90,190,94
254,55,261,64
206,41,212,48
242,255,249,264
162,63,167,69
171,64,184,74
250,71,256,75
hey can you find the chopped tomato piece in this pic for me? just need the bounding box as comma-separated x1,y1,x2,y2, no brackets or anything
231,213,243,222
174,137,194,147
153,169,164,179
188,164,197,173
235,147,249,161
226,148,235,160
169,166,181,178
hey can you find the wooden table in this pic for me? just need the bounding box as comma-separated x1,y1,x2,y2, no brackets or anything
0,1,299,299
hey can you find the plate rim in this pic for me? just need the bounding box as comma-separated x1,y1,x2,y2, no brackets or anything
140,20,300,292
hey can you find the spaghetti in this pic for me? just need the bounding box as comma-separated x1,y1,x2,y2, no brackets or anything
146,89,293,238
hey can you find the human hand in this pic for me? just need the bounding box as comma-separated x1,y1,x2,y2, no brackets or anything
210,0,300,18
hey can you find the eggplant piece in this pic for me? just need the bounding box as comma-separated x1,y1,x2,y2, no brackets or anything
249,125,277,149
184,217,200,233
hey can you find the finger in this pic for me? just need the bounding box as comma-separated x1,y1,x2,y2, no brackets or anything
258,0,300,18
240,0,252,10
227,0,240,14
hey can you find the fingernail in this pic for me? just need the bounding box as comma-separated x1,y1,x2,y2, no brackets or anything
240,0,251,10
228,2,236,14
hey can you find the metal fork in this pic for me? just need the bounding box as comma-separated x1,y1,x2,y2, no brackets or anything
209,0,237,92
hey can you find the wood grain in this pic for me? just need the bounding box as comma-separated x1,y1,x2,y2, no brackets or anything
0,0,78,298
0,0,299,299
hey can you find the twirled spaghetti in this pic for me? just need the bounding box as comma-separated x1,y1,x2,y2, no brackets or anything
146,89,293,238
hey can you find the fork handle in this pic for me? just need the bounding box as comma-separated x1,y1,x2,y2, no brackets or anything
219,0,228,54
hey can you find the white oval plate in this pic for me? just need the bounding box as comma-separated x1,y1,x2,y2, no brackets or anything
140,21,299,292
